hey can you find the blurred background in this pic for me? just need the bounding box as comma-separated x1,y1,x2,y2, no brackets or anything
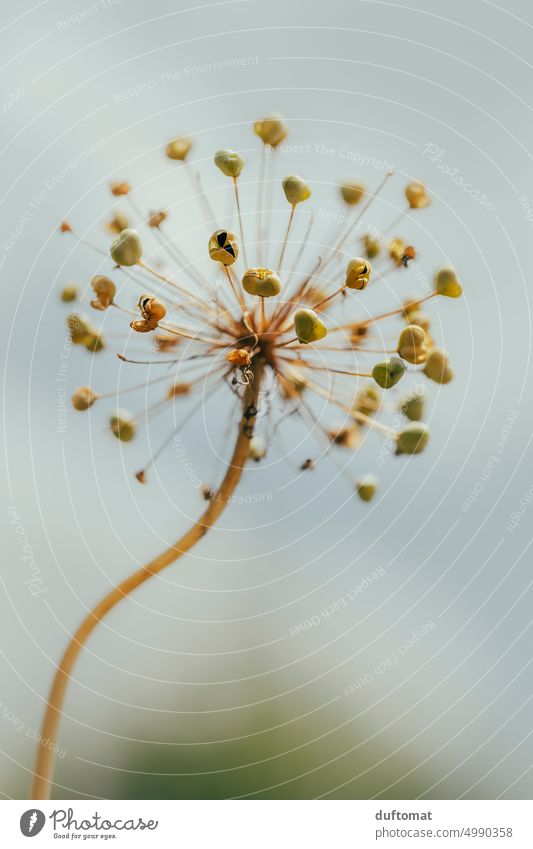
1,0,533,800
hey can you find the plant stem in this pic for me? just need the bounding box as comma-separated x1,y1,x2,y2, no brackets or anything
31,361,263,800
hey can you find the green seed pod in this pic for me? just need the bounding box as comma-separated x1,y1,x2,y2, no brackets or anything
242,267,281,297
165,136,192,161
90,275,116,311
67,313,92,345
282,174,311,205
397,324,429,365
340,181,366,205
208,229,239,265
405,181,431,209
400,392,425,422
372,357,406,389
110,228,142,266
249,435,267,461
71,386,98,411
253,114,288,148
84,331,105,353
345,257,372,290
294,308,327,344
435,267,462,298
110,410,136,442
396,422,430,455
61,284,78,302
362,233,381,259
423,348,453,384
214,149,244,178
353,385,381,417
356,474,378,502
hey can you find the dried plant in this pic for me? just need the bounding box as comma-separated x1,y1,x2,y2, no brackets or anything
32,115,462,798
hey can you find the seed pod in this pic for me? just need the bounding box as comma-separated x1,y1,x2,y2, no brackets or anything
208,229,239,265
405,181,431,209
110,228,142,266
282,174,311,205
400,392,425,421
435,267,462,298
423,348,453,384
71,386,98,411
67,313,92,345
356,474,378,502
372,356,406,389
61,284,78,302
407,310,431,334
390,238,416,267
226,348,252,368
166,136,192,161
131,294,166,333
249,435,267,461
110,410,136,442
396,422,430,455
155,332,180,351
214,149,244,178
345,257,372,290
242,267,281,297
84,331,105,353
90,275,116,311
148,209,168,228
253,114,288,148
397,324,429,364
109,181,130,196
340,182,366,205
329,425,362,450
362,233,381,259
353,385,381,417
106,212,129,235
167,382,191,398
294,308,327,344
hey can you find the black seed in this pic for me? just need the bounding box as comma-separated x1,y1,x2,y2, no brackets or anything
217,231,227,247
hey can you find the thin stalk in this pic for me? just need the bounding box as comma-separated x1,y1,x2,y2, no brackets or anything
233,177,248,268
277,205,295,274
31,360,263,800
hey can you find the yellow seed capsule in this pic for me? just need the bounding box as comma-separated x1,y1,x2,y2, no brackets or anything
397,324,429,365
424,349,453,384
435,267,462,298
110,228,142,266
356,474,378,502
396,423,430,455
362,233,381,259
208,229,239,265
90,275,116,311
282,174,311,205
109,181,130,196
148,209,168,228
130,294,166,333
242,267,281,297
372,357,406,389
106,212,129,235
400,392,425,422
405,181,431,209
390,238,416,267
340,182,365,205
67,313,92,345
294,308,327,344
253,114,288,148
61,284,78,302
110,410,136,442
165,136,192,161
71,386,98,411
345,257,372,290
214,149,244,178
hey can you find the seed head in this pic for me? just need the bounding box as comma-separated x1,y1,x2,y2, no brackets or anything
166,136,192,161
345,258,372,290
435,267,462,298
294,308,327,344
110,228,142,266
242,267,281,297
90,275,116,311
214,149,244,178
282,175,311,205
396,422,430,455
372,357,406,389
208,229,239,265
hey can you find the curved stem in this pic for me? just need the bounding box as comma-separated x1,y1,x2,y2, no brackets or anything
31,362,263,800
